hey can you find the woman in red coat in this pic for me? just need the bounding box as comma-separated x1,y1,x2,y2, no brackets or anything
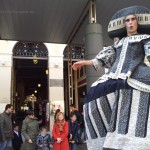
52,112,69,150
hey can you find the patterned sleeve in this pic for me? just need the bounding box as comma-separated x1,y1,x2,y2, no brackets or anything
144,39,150,61
91,46,116,70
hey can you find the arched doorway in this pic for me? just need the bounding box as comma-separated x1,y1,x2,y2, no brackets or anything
12,42,49,126
63,44,87,117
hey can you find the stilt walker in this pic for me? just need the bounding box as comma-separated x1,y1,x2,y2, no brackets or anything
73,6,150,150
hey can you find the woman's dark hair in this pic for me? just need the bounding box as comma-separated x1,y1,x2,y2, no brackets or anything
55,109,60,114
26,110,34,116
54,109,61,122
54,109,60,117
5,104,13,110
70,112,76,118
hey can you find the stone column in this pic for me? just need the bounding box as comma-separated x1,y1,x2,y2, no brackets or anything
45,43,66,130
85,23,104,90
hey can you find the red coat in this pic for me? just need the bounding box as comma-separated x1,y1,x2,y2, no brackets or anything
52,121,69,150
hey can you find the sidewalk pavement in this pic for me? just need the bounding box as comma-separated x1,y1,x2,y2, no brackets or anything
77,144,87,150
50,143,87,150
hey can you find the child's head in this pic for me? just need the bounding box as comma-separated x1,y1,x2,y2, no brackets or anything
26,110,34,119
40,126,47,135
13,124,19,131
70,112,77,122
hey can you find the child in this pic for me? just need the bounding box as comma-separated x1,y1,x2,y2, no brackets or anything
52,112,69,150
36,126,52,150
12,124,23,150
68,112,79,150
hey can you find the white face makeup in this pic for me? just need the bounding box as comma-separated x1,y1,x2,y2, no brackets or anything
124,15,138,36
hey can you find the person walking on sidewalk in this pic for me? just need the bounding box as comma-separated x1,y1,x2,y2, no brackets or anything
68,112,79,150
22,110,39,150
70,104,83,144
12,124,23,150
0,104,13,150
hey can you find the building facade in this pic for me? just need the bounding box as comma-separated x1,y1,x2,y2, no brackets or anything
0,40,66,128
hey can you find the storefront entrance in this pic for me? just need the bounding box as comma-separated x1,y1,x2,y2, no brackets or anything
12,42,49,126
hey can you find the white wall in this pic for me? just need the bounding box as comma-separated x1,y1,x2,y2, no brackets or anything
0,40,17,113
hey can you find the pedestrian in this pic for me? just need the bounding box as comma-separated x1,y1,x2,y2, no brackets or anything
12,124,23,150
70,104,83,144
80,112,86,143
72,5,150,150
52,112,69,150
68,112,79,150
0,104,13,150
22,109,39,150
36,126,53,150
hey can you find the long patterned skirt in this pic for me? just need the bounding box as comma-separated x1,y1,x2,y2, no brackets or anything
84,79,150,150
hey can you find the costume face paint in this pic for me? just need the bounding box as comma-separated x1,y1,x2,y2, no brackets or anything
124,15,138,36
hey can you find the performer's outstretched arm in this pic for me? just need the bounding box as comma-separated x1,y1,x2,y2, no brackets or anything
72,46,116,71
72,60,93,71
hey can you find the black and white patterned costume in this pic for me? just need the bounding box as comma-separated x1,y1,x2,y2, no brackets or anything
84,6,150,150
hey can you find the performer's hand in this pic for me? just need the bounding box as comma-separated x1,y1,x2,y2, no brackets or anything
72,60,93,71
72,61,85,71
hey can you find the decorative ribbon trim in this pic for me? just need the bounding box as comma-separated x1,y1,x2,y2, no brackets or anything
127,77,150,93
91,71,131,87
114,34,150,48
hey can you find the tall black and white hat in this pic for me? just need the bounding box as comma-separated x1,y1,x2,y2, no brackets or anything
108,6,150,39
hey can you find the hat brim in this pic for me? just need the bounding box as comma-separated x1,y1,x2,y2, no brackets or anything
108,6,150,38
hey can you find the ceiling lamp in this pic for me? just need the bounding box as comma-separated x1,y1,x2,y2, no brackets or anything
38,84,41,87
33,54,38,64
45,69,48,75
34,90,37,93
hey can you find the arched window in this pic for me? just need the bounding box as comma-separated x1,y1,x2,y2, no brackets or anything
13,42,48,58
63,45,85,60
